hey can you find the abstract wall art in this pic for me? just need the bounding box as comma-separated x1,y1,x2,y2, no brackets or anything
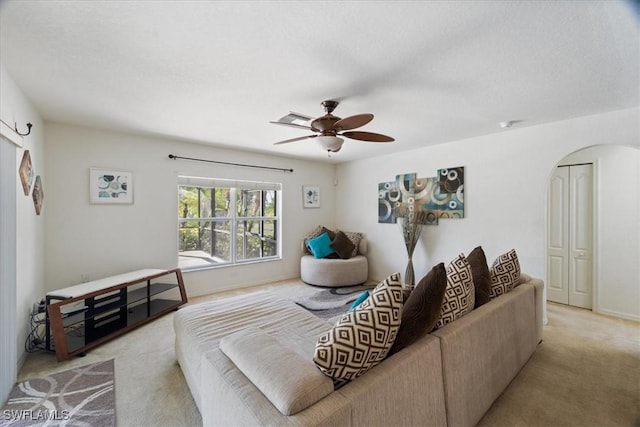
19,150,34,196
378,166,464,225
32,175,44,215
89,168,133,204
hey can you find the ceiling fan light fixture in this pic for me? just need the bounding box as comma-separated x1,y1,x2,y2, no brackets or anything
316,135,344,152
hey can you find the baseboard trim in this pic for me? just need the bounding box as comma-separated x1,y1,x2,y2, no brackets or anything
596,308,640,322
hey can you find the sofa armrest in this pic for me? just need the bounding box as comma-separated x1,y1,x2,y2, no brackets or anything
431,283,538,427
336,332,447,426
520,275,544,343
220,327,334,416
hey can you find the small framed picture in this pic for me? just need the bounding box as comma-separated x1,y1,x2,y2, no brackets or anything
32,175,44,215
90,168,133,204
19,150,34,196
303,185,320,208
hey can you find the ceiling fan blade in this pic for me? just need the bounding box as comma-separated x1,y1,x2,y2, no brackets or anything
273,135,317,145
341,131,395,142
334,114,374,131
269,121,312,130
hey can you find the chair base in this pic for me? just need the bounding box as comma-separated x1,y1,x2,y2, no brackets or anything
300,255,368,287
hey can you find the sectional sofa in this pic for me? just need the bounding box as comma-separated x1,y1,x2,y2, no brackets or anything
173,272,543,427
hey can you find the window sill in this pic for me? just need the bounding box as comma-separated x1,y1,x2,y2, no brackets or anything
179,256,282,273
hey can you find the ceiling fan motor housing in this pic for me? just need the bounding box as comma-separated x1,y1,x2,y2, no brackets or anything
271,99,394,150
311,115,340,133
311,100,341,133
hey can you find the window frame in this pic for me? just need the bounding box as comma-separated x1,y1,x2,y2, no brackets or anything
177,177,281,271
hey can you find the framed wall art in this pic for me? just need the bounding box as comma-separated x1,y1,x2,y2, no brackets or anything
303,185,320,208
19,150,34,196
90,168,133,204
378,166,465,225
32,175,44,215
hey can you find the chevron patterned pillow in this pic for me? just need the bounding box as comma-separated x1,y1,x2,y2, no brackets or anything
313,273,403,380
489,249,521,299
435,253,475,329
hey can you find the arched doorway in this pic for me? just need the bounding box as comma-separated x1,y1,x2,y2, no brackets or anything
545,144,640,320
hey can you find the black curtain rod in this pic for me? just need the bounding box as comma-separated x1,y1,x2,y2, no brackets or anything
168,154,293,173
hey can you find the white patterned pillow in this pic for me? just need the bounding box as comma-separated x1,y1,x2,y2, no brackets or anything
489,249,521,299
435,254,475,329
313,273,403,380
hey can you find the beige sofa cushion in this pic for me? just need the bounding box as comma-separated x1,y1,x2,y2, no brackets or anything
220,327,334,416
173,291,332,410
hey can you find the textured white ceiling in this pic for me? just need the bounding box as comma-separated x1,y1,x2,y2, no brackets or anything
1,1,638,163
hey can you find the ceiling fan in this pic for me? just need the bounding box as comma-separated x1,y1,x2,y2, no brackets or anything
271,100,394,153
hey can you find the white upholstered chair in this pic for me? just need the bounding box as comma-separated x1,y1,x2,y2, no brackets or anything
300,236,368,287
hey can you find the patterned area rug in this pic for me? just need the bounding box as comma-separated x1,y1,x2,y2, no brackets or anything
1,359,115,427
292,284,375,321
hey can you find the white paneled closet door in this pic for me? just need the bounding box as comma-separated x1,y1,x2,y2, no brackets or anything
547,167,570,304
547,164,593,309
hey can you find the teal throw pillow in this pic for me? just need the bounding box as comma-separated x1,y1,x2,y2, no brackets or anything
307,232,335,259
349,290,370,311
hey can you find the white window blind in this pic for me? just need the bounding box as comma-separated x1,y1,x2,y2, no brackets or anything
178,176,281,191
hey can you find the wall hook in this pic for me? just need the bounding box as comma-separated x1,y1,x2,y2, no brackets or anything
15,122,32,137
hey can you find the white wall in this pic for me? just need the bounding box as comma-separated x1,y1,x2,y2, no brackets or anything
0,65,46,372
558,145,640,320
44,123,336,296
335,108,639,319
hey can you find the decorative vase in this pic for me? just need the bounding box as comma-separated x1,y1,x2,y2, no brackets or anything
404,257,415,290
396,209,427,291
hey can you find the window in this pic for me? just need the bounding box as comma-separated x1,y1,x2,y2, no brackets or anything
178,176,281,270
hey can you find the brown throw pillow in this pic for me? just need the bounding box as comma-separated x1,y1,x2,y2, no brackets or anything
388,263,447,355
331,231,356,259
337,230,363,257
467,246,491,308
321,226,336,241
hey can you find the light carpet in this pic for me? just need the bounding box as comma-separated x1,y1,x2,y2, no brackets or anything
1,359,115,427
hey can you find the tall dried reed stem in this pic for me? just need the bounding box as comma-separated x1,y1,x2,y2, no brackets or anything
394,206,427,290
